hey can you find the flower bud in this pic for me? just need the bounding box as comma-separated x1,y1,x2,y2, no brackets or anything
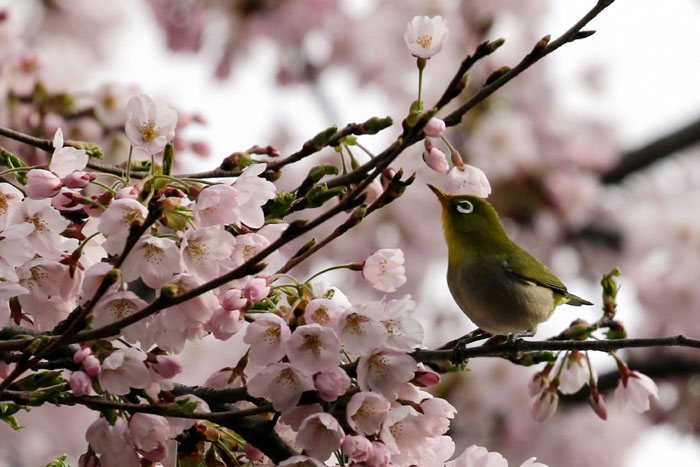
423,117,446,138
69,371,92,396
25,169,62,199
423,147,449,173
82,354,101,377
63,170,96,189
244,277,270,303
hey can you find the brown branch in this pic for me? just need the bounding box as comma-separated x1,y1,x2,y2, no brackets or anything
443,0,614,127
602,114,700,184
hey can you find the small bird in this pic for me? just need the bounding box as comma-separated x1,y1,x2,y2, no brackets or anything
428,184,592,337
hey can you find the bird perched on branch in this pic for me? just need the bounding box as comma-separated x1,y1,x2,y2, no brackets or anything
428,184,592,337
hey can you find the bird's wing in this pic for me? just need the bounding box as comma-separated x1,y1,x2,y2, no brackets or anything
501,245,569,296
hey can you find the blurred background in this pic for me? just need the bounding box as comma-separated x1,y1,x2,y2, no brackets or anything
0,0,699,465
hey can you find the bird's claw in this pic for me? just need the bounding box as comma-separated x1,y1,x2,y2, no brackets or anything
451,338,469,365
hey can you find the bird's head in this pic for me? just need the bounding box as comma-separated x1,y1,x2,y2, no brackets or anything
427,184,509,254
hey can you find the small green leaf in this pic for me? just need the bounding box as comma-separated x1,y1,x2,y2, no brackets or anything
0,403,29,430
265,191,296,218
162,142,174,175
43,454,70,467
305,185,347,208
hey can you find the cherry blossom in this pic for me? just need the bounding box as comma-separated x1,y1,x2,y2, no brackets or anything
49,128,89,178
531,385,558,423
357,349,417,400
446,164,492,197
362,248,407,293
379,405,427,454
92,291,149,343
314,366,351,401
286,323,341,374
0,281,28,326
343,435,373,463
85,417,140,467
9,198,70,258
98,198,149,255
346,391,391,435
98,347,150,395
0,183,24,230
614,369,659,413
25,169,61,199
208,306,244,340
129,413,173,460
125,94,177,154
558,351,589,395
337,308,388,355
366,295,423,351
424,117,446,138
247,362,315,411
296,412,345,461
424,146,450,173
120,235,183,289
446,445,508,467
230,163,277,228
244,276,271,302
303,298,343,329
404,16,449,59
69,371,92,396
243,313,291,366
181,225,236,280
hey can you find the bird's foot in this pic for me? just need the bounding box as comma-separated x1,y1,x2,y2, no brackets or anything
450,329,492,365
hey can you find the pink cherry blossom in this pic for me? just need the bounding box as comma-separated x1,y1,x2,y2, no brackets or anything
346,391,391,435
279,403,323,431
98,347,150,395
420,396,457,437
9,198,70,258
413,363,441,387
49,128,89,178
286,323,341,374
82,355,101,377
314,366,351,401
231,163,277,228
558,351,589,394
92,291,149,343
151,355,183,379
208,307,244,340
0,183,24,230
0,224,35,281
69,371,92,396
296,412,345,461
424,117,446,138
129,413,173,456
531,386,558,423
247,362,314,411
120,235,183,289
63,170,95,189
366,295,423,351
193,184,240,227
362,248,406,293
125,94,177,154
337,308,388,355
79,262,120,307
379,405,427,454
278,455,325,467
230,232,271,267
343,435,373,463
404,16,449,59
98,198,149,255
614,370,659,413
181,225,236,280
588,383,608,420
446,165,492,198
221,288,247,311
94,83,131,127
304,298,343,328
25,169,62,199
423,146,449,173
85,417,140,467
446,445,508,467
357,349,417,400
73,347,92,365
366,441,392,467
519,458,550,467
244,276,270,302
243,313,291,366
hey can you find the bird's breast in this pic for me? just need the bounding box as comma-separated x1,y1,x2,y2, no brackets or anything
447,256,554,335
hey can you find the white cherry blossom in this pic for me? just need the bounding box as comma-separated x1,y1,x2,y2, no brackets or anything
362,248,406,293
98,347,150,395
243,313,291,366
125,94,177,154
296,412,345,461
120,235,182,289
404,16,449,59
98,198,149,255
357,349,417,400
247,362,314,411
286,323,341,375
446,165,492,198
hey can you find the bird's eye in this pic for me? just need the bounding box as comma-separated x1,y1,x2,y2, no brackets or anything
456,200,474,214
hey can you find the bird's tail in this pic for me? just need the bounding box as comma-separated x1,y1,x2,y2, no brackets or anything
565,293,593,306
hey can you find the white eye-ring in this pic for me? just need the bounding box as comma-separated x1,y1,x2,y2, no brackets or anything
456,200,474,214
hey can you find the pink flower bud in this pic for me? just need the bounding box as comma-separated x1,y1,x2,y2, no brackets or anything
25,169,62,199
222,288,247,311
69,371,92,396
531,387,558,423
82,354,101,377
343,435,373,462
423,147,449,173
366,441,392,467
244,277,270,302
209,307,243,340
413,364,441,387
73,347,93,365
63,170,96,189
152,355,183,379
589,385,607,420
364,179,384,204
244,443,264,462
315,367,352,402
423,118,446,138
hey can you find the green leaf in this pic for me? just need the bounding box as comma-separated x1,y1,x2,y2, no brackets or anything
166,397,201,417
162,142,174,176
15,371,66,392
305,185,347,208
265,191,296,219
0,148,29,184
0,403,29,430
43,454,70,467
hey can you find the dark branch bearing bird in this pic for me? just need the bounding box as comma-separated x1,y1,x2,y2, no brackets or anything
428,184,593,337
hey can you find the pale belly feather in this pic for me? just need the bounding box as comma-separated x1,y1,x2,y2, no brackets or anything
447,258,555,335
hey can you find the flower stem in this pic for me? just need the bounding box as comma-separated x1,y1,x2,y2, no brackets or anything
305,263,361,284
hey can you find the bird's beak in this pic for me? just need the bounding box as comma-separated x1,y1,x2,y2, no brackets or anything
427,184,449,206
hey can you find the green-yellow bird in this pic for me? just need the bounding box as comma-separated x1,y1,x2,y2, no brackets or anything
428,184,593,336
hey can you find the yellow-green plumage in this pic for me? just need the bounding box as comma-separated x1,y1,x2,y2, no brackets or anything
428,184,592,335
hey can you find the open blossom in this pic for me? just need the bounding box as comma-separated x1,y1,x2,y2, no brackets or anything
346,391,391,435
614,370,659,413
404,16,449,59
98,347,150,395
120,235,183,289
129,413,173,459
125,94,177,154
558,351,589,394
304,298,343,328
278,456,325,467
181,225,236,280
243,313,291,366
531,385,558,423
380,405,427,454
9,198,70,258
92,291,149,343
447,165,492,198
366,295,423,351
0,183,24,230
337,308,388,355
49,128,88,178
86,417,140,467
98,198,149,255
286,324,341,374
247,362,314,411
296,413,345,461
343,435,373,463
69,371,92,396
446,445,508,467
362,249,406,293
357,349,417,400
